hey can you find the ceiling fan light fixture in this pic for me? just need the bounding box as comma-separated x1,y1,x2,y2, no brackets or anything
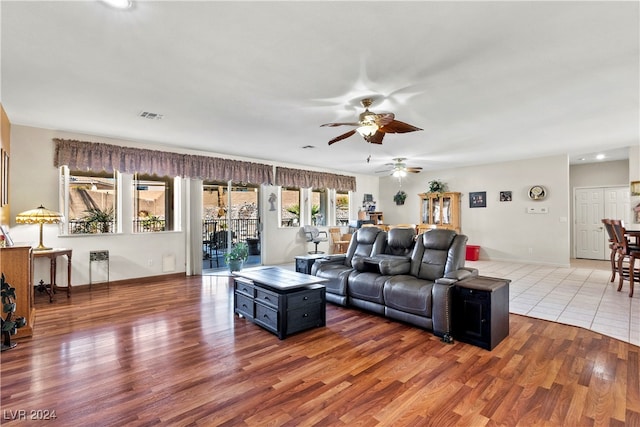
356,125,378,137
392,169,407,178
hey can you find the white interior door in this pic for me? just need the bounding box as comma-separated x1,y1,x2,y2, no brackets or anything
575,186,629,260
575,188,605,259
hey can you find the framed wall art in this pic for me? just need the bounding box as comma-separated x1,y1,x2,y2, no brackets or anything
469,191,486,208
500,191,512,202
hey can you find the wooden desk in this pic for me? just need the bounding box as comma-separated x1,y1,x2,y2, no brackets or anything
32,248,72,302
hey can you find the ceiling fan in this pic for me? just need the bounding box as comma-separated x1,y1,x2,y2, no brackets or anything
376,158,423,177
321,98,423,145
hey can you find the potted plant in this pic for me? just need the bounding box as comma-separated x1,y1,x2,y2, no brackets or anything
427,180,446,194
393,190,407,205
83,207,114,233
224,242,249,272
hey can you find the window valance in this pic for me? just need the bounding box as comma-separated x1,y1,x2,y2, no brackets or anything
53,139,273,184
275,166,356,192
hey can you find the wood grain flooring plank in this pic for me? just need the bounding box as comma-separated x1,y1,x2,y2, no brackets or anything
1,275,637,426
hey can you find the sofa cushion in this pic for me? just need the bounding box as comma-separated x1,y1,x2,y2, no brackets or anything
385,227,416,256
347,271,389,304
411,229,457,281
383,275,434,318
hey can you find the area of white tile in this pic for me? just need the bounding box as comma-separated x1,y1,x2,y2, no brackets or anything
466,259,639,346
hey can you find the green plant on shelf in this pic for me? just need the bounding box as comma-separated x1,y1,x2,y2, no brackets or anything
427,180,446,194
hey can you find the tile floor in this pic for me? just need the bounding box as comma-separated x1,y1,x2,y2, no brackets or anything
466,258,640,346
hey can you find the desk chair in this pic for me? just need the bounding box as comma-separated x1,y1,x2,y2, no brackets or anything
303,226,328,254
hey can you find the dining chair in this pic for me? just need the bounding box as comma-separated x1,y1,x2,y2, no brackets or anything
328,227,350,254
601,219,619,282
611,219,639,297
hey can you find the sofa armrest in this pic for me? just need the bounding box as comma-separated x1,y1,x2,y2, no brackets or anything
435,268,476,285
378,257,411,275
313,255,346,267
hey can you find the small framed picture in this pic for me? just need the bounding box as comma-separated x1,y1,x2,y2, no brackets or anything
500,191,512,202
469,191,486,208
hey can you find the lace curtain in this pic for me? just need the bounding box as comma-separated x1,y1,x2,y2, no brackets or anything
275,166,356,192
54,139,273,184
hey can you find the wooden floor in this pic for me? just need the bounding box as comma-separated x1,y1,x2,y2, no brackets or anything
1,275,638,426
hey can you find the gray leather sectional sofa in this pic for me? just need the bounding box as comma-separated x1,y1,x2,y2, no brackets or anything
311,226,478,339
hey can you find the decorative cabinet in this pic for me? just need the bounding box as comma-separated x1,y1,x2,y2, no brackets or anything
234,277,326,339
418,192,461,233
0,246,35,338
452,276,510,350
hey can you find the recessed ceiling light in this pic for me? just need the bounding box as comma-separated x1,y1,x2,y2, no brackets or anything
596,154,605,160
100,0,132,10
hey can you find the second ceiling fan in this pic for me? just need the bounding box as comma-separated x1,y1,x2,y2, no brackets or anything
321,98,423,145
376,157,423,177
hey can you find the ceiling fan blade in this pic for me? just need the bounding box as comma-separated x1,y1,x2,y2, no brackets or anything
364,131,385,144
371,112,395,127
379,120,423,134
407,168,422,173
375,168,393,174
327,129,357,145
320,122,360,128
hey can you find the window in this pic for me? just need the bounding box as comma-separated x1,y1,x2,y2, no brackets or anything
133,174,178,232
61,167,118,234
335,190,350,226
311,188,327,226
280,187,301,227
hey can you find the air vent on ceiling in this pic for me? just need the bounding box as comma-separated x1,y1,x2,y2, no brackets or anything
139,111,164,120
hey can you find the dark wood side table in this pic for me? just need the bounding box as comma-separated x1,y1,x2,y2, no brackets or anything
294,253,328,275
32,248,72,302
453,276,510,350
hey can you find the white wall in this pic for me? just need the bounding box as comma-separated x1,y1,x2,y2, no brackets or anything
8,125,377,285
380,155,572,266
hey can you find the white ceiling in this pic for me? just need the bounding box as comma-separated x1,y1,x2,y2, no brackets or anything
1,1,638,176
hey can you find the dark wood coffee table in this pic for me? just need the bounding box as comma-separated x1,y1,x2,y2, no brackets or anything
233,267,327,339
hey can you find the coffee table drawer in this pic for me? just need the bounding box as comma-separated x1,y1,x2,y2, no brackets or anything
255,303,278,332
286,304,324,335
256,288,279,308
287,288,322,306
235,293,254,319
235,278,255,297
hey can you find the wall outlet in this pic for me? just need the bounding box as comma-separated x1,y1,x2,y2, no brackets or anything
147,259,153,266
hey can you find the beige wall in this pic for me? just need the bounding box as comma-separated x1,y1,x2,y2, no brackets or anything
379,155,572,266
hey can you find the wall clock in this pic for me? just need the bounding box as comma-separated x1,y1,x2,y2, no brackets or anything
528,185,546,200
